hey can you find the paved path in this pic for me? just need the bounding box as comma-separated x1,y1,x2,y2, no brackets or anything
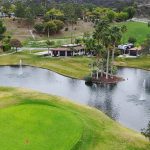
138,4,150,7
0,47,48,57
29,30,35,40
18,47,48,51
131,18,150,23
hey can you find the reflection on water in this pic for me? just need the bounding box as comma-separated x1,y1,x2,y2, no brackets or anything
0,66,150,131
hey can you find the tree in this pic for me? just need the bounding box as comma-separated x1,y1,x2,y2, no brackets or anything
10,39,22,52
102,29,112,79
34,23,44,34
15,2,26,19
63,3,78,43
121,25,127,42
1,1,11,14
123,6,136,19
46,40,55,55
53,20,64,32
0,20,6,40
2,36,11,52
46,8,64,20
93,20,110,79
25,7,35,27
110,26,122,75
121,25,127,54
107,10,115,23
45,21,57,37
75,38,82,44
128,37,137,44
115,12,128,22
84,38,95,54
142,34,150,55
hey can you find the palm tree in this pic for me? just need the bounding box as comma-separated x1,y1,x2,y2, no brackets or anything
94,44,104,79
101,29,112,79
93,20,110,78
93,20,110,45
110,26,122,75
121,25,127,54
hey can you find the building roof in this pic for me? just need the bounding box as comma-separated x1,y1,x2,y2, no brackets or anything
50,45,85,51
129,47,142,51
62,44,81,47
50,47,70,51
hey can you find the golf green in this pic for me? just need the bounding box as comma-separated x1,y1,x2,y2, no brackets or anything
0,87,149,150
0,104,83,150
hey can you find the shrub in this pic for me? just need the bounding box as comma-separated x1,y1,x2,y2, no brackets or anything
75,38,82,44
148,22,150,27
141,121,150,141
128,37,137,44
10,39,22,52
84,76,93,85
64,27,68,31
3,44,11,52
34,23,44,33
53,20,64,32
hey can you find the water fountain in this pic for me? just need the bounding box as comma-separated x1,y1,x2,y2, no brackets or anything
139,79,146,100
19,59,23,75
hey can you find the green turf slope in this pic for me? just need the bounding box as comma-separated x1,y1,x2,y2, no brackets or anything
118,22,150,45
0,87,149,150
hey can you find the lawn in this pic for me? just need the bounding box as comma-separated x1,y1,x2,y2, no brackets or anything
23,38,72,48
0,51,149,79
115,55,150,71
0,87,149,150
118,21,150,45
0,51,92,79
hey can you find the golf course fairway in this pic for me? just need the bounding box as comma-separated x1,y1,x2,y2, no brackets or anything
0,87,149,150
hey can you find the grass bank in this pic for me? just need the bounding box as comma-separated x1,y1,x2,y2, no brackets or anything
0,51,149,79
118,21,150,45
115,56,150,71
0,51,91,79
0,87,149,150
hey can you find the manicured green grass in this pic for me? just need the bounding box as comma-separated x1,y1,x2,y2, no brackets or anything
115,55,150,71
118,21,150,45
0,51,149,79
0,51,92,79
23,38,72,48
0,87,150,150
0,105,82,150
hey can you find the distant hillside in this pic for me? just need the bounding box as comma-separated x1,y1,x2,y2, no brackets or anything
54,0,134,7
54,0,150,17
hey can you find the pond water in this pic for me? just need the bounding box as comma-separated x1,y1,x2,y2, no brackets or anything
0,66,150,131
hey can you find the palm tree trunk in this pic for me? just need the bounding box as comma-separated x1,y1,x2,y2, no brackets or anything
96,70,99,79
111,46,115,76
106,49,110,79
71,21,73,44
48,47,50,55
48,28,49,38
101,62,104,77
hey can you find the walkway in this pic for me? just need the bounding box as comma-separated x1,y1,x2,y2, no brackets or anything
29,30,35,40
130,18,150,23
0,47,48,57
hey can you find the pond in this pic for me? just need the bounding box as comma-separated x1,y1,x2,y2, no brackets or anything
0,65,150,131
